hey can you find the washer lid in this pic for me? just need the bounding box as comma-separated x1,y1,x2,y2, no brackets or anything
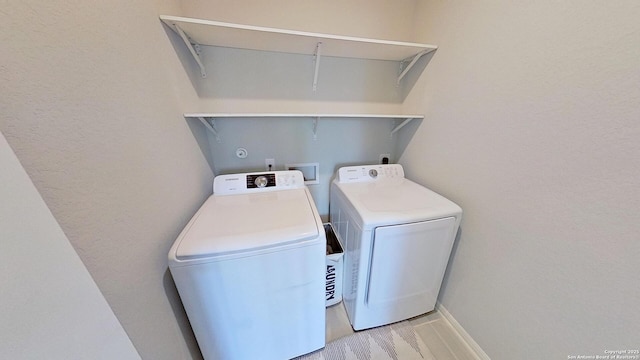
175,188,319,259
334,178,462,227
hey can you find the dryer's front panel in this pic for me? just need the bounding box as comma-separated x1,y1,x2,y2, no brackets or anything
362,217,457,327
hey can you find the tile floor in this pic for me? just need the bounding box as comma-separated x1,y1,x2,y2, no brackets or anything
326,303,478,360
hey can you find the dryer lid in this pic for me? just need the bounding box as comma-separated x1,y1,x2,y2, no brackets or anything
334,178,462,228
174,188,319,259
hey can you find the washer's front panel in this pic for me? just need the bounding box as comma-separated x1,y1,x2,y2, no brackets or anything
171,241,325,360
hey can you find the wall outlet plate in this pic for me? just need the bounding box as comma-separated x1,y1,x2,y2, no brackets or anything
265,158,275,171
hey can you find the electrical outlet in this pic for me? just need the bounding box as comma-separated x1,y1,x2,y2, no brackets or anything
265,158,275,171
379,154,390,164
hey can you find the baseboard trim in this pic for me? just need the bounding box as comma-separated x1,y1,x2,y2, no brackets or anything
436,302,491,360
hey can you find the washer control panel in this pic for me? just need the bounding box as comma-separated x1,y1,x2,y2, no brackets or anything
337,164,405,183
214,170,305,195
247,173,275,189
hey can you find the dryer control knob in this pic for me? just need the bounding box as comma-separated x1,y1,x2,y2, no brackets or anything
255,176,269,188
369,169,378,178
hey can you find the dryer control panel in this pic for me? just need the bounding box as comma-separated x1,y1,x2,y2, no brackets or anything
337,164,405,183
213,170,305,195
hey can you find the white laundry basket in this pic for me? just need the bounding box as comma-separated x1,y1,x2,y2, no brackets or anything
324,223,343,307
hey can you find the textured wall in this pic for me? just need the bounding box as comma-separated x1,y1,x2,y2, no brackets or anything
401,1,640,359
181,0,418,41
0,131,140,359
0,1,213,359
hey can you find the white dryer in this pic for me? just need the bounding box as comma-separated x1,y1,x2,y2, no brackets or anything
330,164,462,330
169,171,325,360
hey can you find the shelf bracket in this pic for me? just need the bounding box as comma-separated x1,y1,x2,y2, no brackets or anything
391,117,415,135
198,117,220,142
174,24,207,78
312,42,322,92
397,50,429,85
312,117,319,140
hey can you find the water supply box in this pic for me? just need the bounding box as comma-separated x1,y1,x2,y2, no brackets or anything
324,223,343,307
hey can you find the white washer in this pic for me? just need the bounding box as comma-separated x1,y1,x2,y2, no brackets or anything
169,171,325,360
330,164,462,330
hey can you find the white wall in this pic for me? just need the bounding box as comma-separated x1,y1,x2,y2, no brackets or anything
402,1,640,359
0,131,140,359
1,0,213,359
181,0,418,41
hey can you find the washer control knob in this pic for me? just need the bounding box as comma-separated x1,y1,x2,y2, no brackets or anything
254,176,269,188
369,169,378,178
